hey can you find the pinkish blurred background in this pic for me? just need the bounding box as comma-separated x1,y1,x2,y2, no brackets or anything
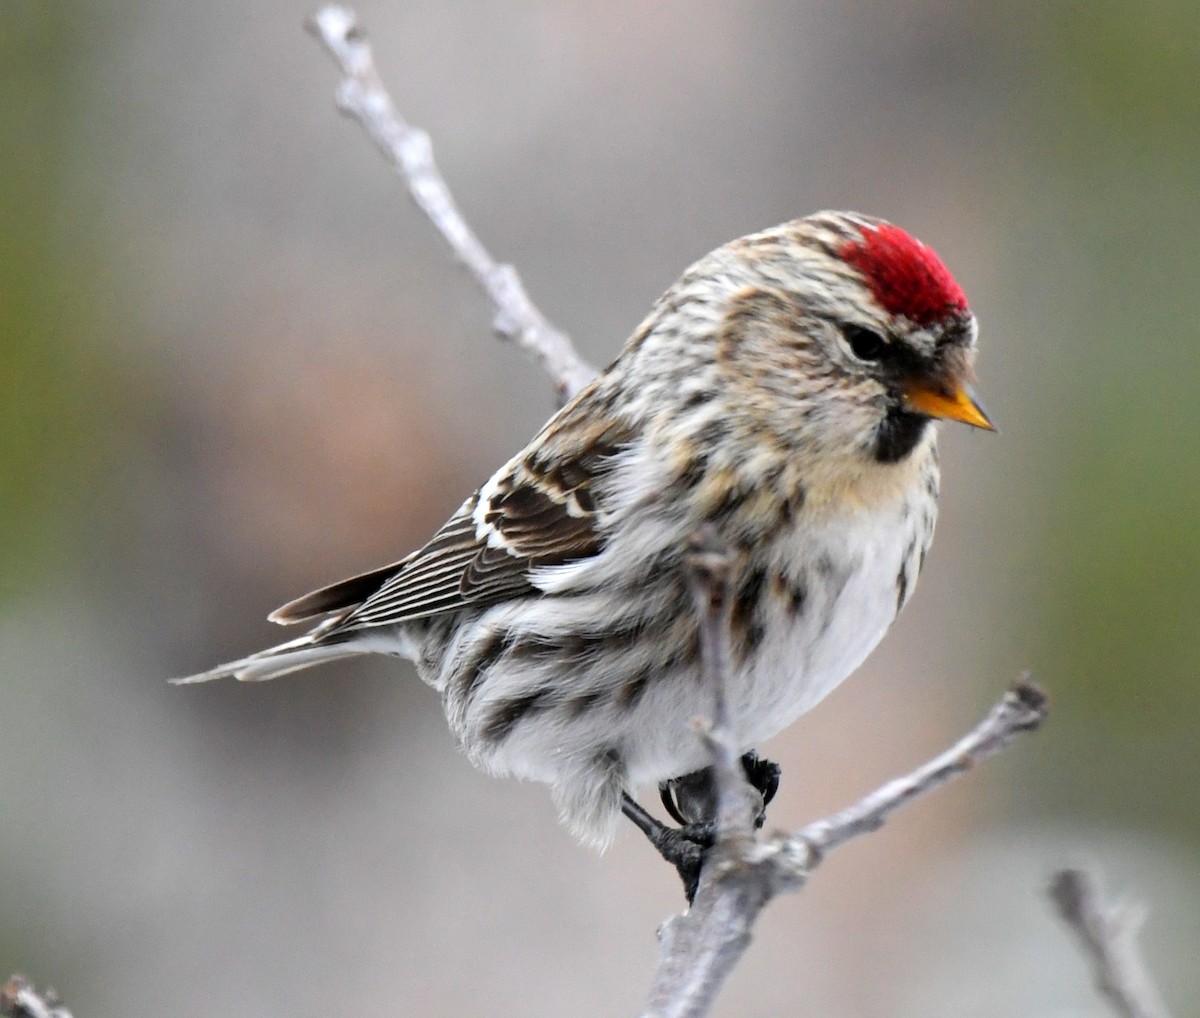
4,2,1199,1014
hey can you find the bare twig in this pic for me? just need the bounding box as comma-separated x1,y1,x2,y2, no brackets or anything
1049,868,1172,1018
306,6,597,404
1,977,73,1018
794,677,1047,860
643,675,1048,1018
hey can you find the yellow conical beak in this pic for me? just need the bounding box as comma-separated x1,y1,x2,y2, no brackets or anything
902,379,996,431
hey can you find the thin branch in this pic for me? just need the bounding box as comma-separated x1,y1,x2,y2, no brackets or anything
306,5,597,404
640,536,772,1018
1,977,73,1018
642,674,1048,1018
794,677,1047,860
685,529,761,851
1049,868,1172,1018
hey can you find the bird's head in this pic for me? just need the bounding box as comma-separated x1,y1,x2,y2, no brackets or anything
706,211,994,467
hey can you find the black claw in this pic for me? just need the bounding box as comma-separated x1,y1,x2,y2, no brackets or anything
658,781,689,826
658,752,783,830
659,768,718,828
740,751,782,826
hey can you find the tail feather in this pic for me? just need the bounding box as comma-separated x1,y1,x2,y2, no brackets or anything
170,632,360,685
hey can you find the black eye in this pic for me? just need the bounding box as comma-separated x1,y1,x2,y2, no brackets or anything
843,325,888,362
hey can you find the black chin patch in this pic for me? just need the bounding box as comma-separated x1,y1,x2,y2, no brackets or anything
873,407,930,463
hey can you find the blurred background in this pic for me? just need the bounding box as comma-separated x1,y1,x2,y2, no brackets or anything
3,1,1198,1014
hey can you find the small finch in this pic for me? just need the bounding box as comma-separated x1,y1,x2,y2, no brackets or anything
176,211,993,851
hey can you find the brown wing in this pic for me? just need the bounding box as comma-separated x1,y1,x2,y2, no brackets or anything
268,556,416,624
271,408,632,633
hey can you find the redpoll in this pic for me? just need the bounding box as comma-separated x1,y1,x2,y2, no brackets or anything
175,211,993,851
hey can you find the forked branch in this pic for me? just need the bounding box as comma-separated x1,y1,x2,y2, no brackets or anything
642,548,1047,1018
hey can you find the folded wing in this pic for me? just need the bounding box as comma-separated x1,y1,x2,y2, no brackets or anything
269,411,632,634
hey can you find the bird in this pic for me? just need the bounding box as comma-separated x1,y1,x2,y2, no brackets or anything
175,210,993,857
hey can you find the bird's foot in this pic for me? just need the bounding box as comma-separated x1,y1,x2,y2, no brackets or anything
621,795,714,903
623,752,782,902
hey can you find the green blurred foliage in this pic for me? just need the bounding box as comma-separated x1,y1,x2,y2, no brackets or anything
1,4,141,591
1012,1,1200,837
1044,0,1200,140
